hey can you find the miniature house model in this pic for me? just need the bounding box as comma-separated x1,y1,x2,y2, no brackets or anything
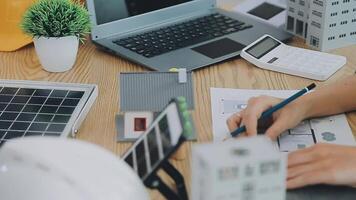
116,71,195,141
307,0,356,51
192,136,287,200
286,0,310,39
286,0,356,51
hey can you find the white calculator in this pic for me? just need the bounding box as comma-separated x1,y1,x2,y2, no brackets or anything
241,34,346,81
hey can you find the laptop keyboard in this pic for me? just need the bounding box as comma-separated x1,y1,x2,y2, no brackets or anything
113,13,253,58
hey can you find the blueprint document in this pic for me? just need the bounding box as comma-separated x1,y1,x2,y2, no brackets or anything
211,88,356,152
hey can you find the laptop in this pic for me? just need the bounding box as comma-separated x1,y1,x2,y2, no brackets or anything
86,0,292,71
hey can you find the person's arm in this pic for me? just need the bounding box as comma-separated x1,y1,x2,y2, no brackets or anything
301,76,356,118
226,76,356,189
227,76,356,139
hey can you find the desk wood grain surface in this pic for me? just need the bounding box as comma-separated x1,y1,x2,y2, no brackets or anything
1,5,356,200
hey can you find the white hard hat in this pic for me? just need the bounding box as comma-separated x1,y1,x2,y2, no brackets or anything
0,137,149,200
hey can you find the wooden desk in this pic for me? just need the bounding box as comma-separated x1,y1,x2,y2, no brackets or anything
1,32,356,200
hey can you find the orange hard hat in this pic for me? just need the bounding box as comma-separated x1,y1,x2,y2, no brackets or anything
0,0,35,52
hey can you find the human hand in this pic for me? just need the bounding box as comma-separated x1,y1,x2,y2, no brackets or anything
287,143,356,189
226,95,308,139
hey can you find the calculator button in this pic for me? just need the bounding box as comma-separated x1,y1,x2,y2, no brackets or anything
267,57,279,64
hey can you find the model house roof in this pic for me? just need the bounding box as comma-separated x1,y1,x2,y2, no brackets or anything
120,72,194,112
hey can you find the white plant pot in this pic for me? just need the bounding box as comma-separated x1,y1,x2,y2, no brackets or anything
33,36,79,72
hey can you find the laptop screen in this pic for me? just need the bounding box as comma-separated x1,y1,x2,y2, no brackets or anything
93,0,193,25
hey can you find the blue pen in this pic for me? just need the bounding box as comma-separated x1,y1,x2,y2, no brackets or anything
229,83,316,138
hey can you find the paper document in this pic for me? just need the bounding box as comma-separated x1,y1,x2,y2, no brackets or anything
211,88,356,152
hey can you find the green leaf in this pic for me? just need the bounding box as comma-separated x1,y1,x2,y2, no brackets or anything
21,0,91,43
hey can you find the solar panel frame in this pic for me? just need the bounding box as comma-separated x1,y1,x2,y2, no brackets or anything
0,80,98,144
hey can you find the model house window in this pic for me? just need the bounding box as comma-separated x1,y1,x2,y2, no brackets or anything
310,36,320,47
298,11,304,17
311,21,321,28
331,1,339,6
313,0,324,7
304,23,308,38
341,10,349,14
299,0,305,6
296,20,304,35
134,118,147,131
287,16,295,31
312,10,322,17
328,36,335,40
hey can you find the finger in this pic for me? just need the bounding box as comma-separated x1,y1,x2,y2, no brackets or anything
226,113,242,132
287,158,331,179
288,149,315,168
287,170,332,189
288,144,329,167
265,116,292,140
243,97,279,136
241,113,258,136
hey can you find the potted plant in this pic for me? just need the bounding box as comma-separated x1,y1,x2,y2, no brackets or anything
21,0,91,72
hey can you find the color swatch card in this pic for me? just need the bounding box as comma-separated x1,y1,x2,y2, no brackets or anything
122,98,193,184
0,80,98,145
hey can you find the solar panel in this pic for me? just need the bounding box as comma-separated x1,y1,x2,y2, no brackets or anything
0,80,98,146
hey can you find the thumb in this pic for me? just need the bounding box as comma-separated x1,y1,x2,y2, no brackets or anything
265,117,290,140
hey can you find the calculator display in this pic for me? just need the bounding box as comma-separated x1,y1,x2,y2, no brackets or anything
246,36,281,59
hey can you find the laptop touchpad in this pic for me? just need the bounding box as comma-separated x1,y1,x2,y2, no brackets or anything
192,38,245,59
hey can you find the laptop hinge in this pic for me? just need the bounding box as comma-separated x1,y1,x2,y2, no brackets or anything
103,9,215,39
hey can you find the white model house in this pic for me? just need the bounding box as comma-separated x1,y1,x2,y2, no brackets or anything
286,0,356,51
192,136,286,200
307,0,356,51
286,0,310,38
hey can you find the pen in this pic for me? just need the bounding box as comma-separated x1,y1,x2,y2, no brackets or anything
228,83,316,138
